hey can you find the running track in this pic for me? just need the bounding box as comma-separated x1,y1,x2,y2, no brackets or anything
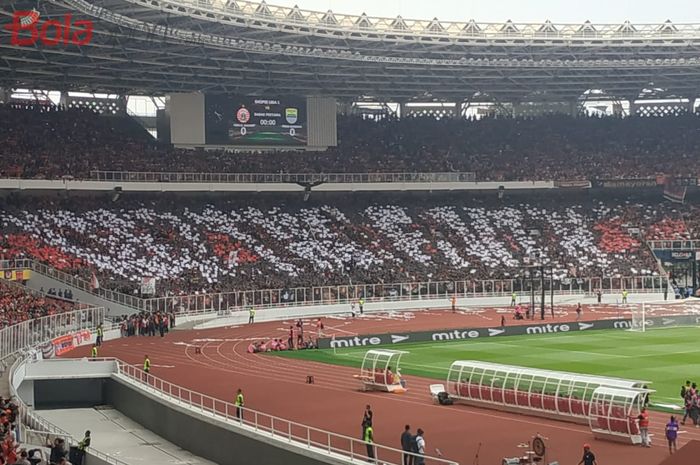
70,303,700,465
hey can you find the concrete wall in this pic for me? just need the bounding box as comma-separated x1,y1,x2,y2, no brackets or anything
85,453,115,465
33,378,106,409
104,378,351,465
196,292,665,330
25,374,354,465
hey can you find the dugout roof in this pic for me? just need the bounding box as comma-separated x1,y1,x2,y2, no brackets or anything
3,0,700,101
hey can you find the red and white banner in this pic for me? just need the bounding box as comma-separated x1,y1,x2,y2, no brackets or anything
51,330,92,356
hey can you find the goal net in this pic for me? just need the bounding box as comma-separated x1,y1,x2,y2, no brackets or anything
629,303,646,332
628,298,700,332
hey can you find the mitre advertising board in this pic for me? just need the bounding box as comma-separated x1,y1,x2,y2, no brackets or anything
318,315,700,349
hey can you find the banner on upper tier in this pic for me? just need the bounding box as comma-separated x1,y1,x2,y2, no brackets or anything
317,314,700,349
1,269,31,281
554,180,592,189
594,178,657,188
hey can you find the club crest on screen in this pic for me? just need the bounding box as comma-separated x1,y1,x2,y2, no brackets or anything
285,108,298,124
236,107,250,124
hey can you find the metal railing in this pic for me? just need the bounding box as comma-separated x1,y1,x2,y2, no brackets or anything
143,275,670,314
2,259,669,316
647,239,700,251
90,170,476,184
0,307,106,362
115,360,456,465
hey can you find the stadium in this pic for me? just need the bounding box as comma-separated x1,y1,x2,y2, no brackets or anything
1,0,700,465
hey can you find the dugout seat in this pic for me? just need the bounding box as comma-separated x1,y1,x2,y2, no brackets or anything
492,388,504,403
556,398,570,414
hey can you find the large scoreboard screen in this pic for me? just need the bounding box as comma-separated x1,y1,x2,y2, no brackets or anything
205,95,307,146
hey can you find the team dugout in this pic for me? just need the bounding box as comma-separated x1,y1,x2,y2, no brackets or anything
446,360,651,424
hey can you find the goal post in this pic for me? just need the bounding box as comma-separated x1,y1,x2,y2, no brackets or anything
629,303,646,332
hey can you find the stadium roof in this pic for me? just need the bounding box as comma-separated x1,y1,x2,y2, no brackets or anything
2,0,700,101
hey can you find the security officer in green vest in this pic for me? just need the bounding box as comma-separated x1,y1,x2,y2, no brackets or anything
359,298,365,315
90,344,98,359
235,388,244,419
76,430,91,465
143,355,151,373
248,307,256,324
511,292,517,306
364,421,375,462
622,289,628,304
96,324,104,347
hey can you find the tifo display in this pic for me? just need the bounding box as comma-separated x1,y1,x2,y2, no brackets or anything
205,95,307,146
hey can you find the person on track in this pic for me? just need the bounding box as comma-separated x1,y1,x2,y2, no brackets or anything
96,324,103,347
511,292,517,306
248,307,255,324
364,421,375,463
666,415,679,454
143,355,151,374
682,380,694,425
400,425,413,465
90,344,98,359
637,407,651,447
451,295,457,313
577,444,597,465
414,429,425,465
359,298,365,315
576,303,582,320
622,289,628,304
362,405,373,438
235,388,244,419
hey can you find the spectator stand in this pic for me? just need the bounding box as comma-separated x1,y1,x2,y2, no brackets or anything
355,349,408,393
589,386,653,444
445,361,649,425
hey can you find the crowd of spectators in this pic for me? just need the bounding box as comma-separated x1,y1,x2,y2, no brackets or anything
1,103,700,180
115,311,174,337
0,281,75,327
0,395,37,465
1,193,693,296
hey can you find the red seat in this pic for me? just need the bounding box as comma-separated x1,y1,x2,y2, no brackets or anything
571,399,584,415
516,392,529,406
628,418,640,434
556,398,570,413
480,386,493,402
492,388,504,403
530,393,543,409
597,416,609,430
609,419,629,434
458,383,469,396
504,390,516,404
469,384,480,398
543,395,556,411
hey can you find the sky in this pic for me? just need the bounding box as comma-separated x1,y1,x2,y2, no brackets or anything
267,0,698,24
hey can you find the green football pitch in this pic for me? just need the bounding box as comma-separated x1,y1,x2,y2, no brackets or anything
270,327,700,408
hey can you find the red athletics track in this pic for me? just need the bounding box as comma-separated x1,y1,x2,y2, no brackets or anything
69,303,700,465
